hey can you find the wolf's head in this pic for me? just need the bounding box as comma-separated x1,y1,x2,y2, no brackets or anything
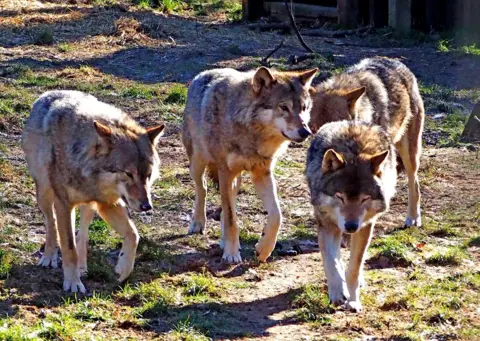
309,123,396,234
309,86,366,133
251,67,318,143
93,121,164,212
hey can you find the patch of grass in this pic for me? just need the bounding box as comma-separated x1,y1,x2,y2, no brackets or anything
86,250,116,282
370,235,414,267
182,272,217,298
130,281,177,317
57,42,72,52
120,85,156,100
293,284,334,323
239,228,259,245
138,238,173,262
289,224,316,240
428,224,458,237
426,247,466,266
0,250,13,279
460,43,480,56
0,84,36,132
169,318,211,341
0,321,34,341
437,39,451,52
164,83,187,104
380,294,411,311
88,217,110,246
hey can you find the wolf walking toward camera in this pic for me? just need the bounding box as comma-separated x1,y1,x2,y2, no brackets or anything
310,57,424,227
306,120,398,312
22,90,164,293
182,66,318,263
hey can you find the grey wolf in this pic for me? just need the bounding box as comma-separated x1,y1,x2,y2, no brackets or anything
22,90,164,293
182,66,318,263
306,120,397,312
309,57,424,227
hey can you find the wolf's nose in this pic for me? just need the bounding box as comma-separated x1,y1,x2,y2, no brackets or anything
345,221,359,233
298,127,312,139
140,202,152,212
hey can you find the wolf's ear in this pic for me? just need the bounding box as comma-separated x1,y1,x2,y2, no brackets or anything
147,124,165,146
322,149,345,174
344,87,366,106
94,121,112,139
298,68,319,88
253,67,276,94
369,150,389,176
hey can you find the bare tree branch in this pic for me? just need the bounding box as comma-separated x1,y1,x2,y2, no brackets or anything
283,0,314,53
261,39,287,66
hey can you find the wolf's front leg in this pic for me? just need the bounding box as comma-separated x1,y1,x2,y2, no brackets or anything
98,204,139,281
54,197,85,293
318,225,348,305
345,223,373,312
219,169,242,263
188,156,207,234
252,170,281,262
76,205,95,276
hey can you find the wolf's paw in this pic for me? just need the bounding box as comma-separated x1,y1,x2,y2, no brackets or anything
115,252,135,282
328,286,349,306
255,237,276,262
222,241,242,263
404,216,421,227
188,220,205,235
63,274,86,293
345,300,363,313
38,248,59,268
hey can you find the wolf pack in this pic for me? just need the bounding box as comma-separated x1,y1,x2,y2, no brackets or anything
21,56,424,312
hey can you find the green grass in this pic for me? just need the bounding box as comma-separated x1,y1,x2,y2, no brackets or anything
292,284,333,323
165,83,187,104
467,235,480,247
370,235,414,267
426,247,466,266
289,224,316,240
169,318,211,341
120,280,177,316
0,250,13,279
57,42,72,53
181,272,217,298
86,250,116,282
460,43,480,56
120,85,157,100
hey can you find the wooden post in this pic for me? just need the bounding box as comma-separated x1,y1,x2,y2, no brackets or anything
242,0,266,21
369,0,389,28
338,0,361,28
388,0,412,33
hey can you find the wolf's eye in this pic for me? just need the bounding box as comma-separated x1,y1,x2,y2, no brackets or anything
335,193,345,204
280,105,289,112
125,172,133,179
361,196,371,204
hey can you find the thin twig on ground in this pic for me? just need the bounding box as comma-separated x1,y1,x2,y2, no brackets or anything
261,39,287,66
287,53,317,65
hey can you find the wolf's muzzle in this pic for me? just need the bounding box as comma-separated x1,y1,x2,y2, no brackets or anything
344,220,359,233
140,202,152,212
298,126,312,140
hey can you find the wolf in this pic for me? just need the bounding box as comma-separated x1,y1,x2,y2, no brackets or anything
306,120,397,312
309,57,424,227
22,90,164,293
182,66,318,263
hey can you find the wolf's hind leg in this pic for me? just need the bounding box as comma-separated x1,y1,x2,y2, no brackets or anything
345,223,373,312
76,204,95,276
36,184,59,268
219,168,242,263
252,170,281,262
188,154,208,235
54,196,85,293
397,128,422,227
97,204,139,282
318,224,348,306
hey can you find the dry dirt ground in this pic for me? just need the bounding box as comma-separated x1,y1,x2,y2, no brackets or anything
0,1,479,340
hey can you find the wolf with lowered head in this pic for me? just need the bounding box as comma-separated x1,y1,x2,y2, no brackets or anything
306,120,397,312
183,66,318,263
22,90,164,293
310,57,424,227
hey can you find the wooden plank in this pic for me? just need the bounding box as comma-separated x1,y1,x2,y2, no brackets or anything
266,2,337,21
